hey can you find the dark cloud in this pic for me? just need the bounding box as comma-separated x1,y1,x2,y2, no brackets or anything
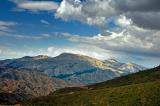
126,12,160,30
112,0,160,12
111,0,160,30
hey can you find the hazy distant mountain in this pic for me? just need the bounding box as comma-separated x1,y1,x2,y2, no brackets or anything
0,53,146,85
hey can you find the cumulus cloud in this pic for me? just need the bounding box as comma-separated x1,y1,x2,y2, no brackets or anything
56,0,160,30
54,0,160,63
115,15,133,27
56,0,116,28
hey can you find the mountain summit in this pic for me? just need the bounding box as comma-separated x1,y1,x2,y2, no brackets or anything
21,55,50,60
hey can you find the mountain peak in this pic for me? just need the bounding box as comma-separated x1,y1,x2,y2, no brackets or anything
57,53,91,59
21,56,32,59
108,59,118,63
33,55,50,60
21,55,50,60
59,53,82,57
104,58,118,63
57,53,102,62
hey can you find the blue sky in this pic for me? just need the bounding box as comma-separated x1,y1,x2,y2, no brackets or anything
0,0,160,68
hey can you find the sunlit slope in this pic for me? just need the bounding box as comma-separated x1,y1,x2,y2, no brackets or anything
22,66,160,106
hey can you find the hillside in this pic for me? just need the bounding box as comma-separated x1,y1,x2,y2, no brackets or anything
0,67,69,105
22,66,160,106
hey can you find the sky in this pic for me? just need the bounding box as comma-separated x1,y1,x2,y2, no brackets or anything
0,0,160,68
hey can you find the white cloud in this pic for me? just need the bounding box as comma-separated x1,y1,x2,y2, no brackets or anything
0,44,113,60
0,21,17,32
0,20,50,40
12,1,59,12
1,43,159,67
56,0,83,21
59,20,160,58
55,0,116,27
0,32,50,40
115,15,133,27
40,20,50,25
0,46,27,59
6,0,160,67
56,0,160,31
10,0,160,30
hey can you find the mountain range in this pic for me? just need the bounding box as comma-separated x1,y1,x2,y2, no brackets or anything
0,53,146,104
0,53,146,85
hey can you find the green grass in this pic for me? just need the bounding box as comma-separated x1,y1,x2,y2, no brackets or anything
21,66,160,106
88,66,160,89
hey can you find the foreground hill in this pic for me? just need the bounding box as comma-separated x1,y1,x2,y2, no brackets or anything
23,66,160,106
0,53,146,85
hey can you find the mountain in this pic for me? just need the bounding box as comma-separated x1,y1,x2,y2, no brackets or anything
104,59,146,74
23,65,160,106
0,67,69,104
0,53,146,85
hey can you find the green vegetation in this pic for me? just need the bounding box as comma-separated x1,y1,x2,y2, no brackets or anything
22,66,160,106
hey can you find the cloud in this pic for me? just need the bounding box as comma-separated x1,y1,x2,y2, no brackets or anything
126,12,160,30
55,0,116,28
115,15,133,27
0,20,52,40
54,0,160,61
0,43,159,67
54,0,160,63
0,21,17,32
0,46,27,59
0,32,50,40
11,0,160,30
11,0,59,12
5,0,160,67
47,44,113,60
0,20,50,40
56,0,160,30
58,18,160,59
40,20,50,25
0,44,113,60
112,0,160,12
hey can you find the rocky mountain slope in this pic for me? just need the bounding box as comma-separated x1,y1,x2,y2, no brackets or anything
0,67,69,104
0,53,146,85
23,66,160,106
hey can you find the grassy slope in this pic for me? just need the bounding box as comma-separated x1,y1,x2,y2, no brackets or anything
22,66,160,106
